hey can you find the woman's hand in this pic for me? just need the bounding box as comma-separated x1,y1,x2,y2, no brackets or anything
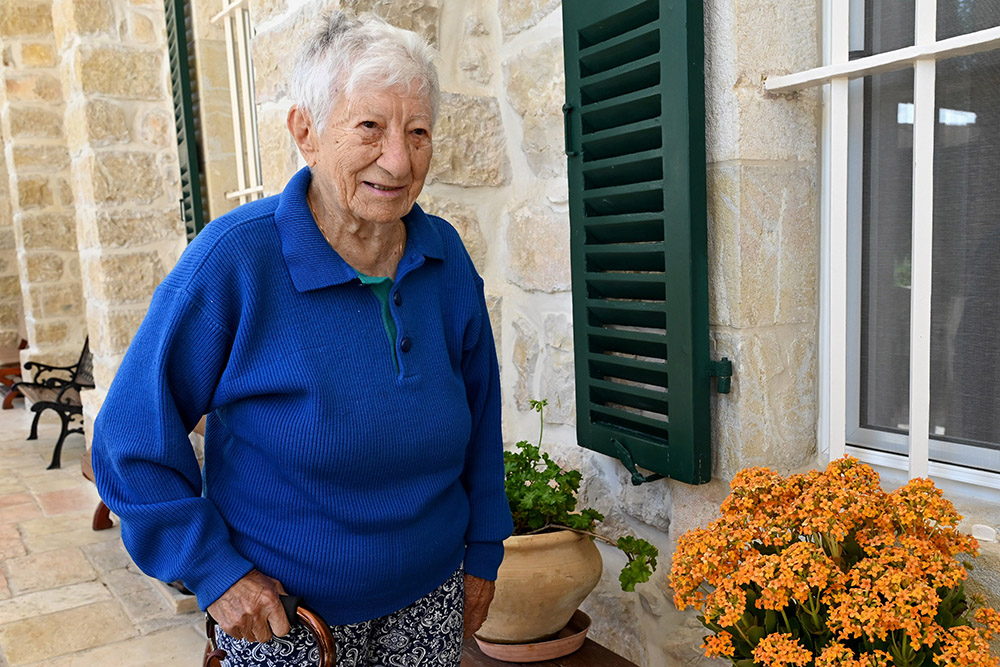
208,569,291,643
463,574,496,639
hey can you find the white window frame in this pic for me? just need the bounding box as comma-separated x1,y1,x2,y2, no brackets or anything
212,0,264,205
766,1,1000,499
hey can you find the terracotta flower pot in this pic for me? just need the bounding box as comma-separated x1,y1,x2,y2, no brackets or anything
476,529,603,644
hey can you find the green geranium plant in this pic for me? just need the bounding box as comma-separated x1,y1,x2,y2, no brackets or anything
504,399,659,592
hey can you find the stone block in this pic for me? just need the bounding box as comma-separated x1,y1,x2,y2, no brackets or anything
429,93,509,187
706,164,818,328
68,98,130,146
736,86,819,163
711,326,817,479
81,538,133,573
127,11,159,44
505,203,570,292
0,276,20,299
20,41,56,67
88,251,165,303
92,307,146,354
89,151,164,205
0,581,110,625
485,293,502,354
8,106,62,138
19,211,78,250
540,312,575,425
53,0,115,42
90,208,184,248
417,194,487,270
5,547,97,595
138,108,174,147
341,0,441,45
4,73,63,102
16,176,53,208
0,600,136,664
77,45,162,99
247,0,287,28
503,38,565,177
251,6,320,105
512,316,539,411
257,104,300,197
12,144,70,171
0,1,53,37
499,0,559,36
25,252,65,283
38,284,81,318
734,0,819,82
28,319,70,346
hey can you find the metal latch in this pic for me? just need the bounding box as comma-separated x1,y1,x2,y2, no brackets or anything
709,357,733,394
611,438,664,486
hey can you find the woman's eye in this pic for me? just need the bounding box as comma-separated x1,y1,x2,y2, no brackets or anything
360,121,378,130
412,128,429,137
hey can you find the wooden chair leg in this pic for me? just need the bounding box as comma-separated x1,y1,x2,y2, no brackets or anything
27,408,42,440
3,388,18,409
92,501,113,531
46,413,70,470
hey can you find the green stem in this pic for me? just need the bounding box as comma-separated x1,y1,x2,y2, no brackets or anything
780,608,792,634
537,404,545,447
522,523,619,549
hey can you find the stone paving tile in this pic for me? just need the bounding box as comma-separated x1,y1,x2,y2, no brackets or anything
0,582,110,625
17,512,118,553
0,496,32,511
0,525,25,561
24,624,206,666
35,486,101,517
16,471,80,495
80,539,133,574
0,600,136,665
5,547,97,595
0,503,41,526
102,567,156,599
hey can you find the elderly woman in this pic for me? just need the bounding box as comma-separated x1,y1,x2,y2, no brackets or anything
92,11,512,666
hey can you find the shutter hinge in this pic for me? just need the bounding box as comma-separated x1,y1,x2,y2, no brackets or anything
610,438,664,486
709,357,733,394
562,103,577,156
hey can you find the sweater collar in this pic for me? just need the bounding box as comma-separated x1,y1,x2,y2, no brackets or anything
275,167,444,293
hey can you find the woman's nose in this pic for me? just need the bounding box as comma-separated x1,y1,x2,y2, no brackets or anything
376,130,411,177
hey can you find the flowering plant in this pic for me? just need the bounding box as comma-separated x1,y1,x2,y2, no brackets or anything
504,399,659,591
669,457,1000,667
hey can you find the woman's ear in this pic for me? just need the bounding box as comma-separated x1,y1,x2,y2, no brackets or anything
287,105,318,167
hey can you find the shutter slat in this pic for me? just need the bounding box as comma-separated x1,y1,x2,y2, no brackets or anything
588,353,666,388
589,404,668,438
579,54,660,105
590,378,667,415
579,25,659,73
586,274,665,301
579,88,660,133
587,326,667,359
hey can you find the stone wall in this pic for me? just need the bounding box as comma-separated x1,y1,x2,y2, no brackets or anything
0,132,22,362
247,1,822,664
0,0,88,368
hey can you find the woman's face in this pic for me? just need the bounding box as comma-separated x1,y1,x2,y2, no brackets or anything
308,86,433,227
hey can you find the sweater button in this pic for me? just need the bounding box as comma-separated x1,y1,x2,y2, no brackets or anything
400,337,412,353
393,291,402,306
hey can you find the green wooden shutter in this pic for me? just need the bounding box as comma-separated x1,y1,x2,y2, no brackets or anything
165,0,206,241
563,0,721,485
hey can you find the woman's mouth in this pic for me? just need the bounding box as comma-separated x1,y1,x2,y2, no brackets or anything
364,182,405,195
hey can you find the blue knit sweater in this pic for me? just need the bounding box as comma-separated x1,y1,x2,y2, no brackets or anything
92,167,513,624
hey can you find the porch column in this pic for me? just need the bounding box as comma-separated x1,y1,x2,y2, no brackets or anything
52,0,186,435
0,0,88,368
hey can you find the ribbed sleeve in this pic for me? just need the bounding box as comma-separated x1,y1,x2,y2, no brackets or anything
460,275,514,581
92,285,255,610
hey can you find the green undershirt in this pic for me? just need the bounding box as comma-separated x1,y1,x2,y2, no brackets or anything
357,271,398,371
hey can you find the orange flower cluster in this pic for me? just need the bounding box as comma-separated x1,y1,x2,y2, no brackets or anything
668,457,1000,667
753,633,812,666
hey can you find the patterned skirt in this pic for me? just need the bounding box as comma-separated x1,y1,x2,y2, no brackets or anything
214,568,465,667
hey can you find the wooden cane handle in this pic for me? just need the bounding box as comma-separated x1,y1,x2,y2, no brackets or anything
204,598,336,667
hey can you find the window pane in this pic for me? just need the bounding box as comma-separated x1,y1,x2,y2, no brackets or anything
854,0,914,57
938,0,1000,40
859,68,914,436
929,48,1000,468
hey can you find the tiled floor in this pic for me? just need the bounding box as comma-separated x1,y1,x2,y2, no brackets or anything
0,406,205,666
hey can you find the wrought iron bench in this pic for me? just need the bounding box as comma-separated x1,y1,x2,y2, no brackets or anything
12,338,95,469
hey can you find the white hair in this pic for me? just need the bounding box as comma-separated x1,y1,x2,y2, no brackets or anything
290,11,440,133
